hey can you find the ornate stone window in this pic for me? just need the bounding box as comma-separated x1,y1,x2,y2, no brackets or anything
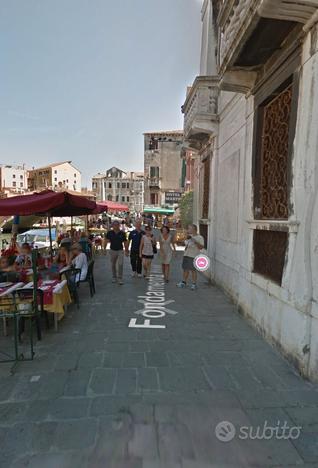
254,82,292,220
252,74,298,285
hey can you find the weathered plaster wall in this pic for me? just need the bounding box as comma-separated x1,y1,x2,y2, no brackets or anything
209,28,318,380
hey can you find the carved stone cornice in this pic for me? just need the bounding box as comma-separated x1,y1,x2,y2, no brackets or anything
220,70,258,94
218,0,318,82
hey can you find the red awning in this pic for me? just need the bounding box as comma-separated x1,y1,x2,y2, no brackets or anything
0,190,97,217
95,201,129,213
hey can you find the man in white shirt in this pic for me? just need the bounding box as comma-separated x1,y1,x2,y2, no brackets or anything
177,224,204,290
70,243,88,281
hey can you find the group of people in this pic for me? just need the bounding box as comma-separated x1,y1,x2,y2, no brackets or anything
104,220,205,289
0,242,35,278
0,232,91,283
0,221,205,289
104,220,176,284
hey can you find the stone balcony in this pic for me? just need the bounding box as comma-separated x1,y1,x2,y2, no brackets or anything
147,177,161,189
217,0,318,92
182,76,219,150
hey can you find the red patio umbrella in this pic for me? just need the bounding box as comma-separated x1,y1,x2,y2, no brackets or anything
0,190,96,217
95,201,129,213
0,190,97,257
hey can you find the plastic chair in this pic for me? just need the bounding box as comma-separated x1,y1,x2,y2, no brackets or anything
61,268,81,309
79,260,95,297
15,288,45,343
0,294,20,362
79,240,91,258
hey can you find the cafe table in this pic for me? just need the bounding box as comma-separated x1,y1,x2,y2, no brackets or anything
22,279,72,331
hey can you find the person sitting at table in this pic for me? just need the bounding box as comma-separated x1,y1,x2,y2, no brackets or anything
60,232,72,251
0,256,9,272
54,246,70,269
0,256,18,282
79,231,91,258
69,243,88,281
36,252,46,269
15,243,32,268
0,256,15,273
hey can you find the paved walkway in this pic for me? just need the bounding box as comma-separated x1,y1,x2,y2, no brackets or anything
0,253,318,468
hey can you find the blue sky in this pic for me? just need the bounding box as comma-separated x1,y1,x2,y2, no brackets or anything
0,0,202,186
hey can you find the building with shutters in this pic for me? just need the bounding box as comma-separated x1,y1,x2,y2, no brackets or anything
0,165,28,195
143,131,184,208
92,167,144,213
28,161,81,192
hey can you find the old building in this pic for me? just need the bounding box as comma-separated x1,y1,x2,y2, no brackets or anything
0,165,28,194
180,149,197,193
182,0,318,381
143,131,184,208
92,167,144,212
28,161,81,192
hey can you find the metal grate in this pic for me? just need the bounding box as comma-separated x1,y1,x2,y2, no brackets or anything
259,85,292,219
253,229,288,285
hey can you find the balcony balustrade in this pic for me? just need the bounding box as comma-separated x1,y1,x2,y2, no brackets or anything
147,177,161,188
182,76,219,149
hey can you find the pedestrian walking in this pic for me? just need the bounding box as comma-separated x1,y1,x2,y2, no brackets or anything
177,224,204,290
163,215,169,227
128,220,144,277
139,226,156,280
159,226,176,282
105,220,129,285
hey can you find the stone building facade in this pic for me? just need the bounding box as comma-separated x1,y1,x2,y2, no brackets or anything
28,161,81,192
143,131,184,208
92,167,144,212
0,165,28,194
182,0,318,381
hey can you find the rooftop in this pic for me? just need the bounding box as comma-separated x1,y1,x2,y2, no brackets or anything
143,130,183,136
0,164,27,170
29,161,81,172
92,169,144,179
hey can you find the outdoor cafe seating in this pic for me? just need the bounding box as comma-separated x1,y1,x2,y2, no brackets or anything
0,190,102,367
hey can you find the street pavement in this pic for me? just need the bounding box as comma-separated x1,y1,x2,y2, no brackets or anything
0,252,318,468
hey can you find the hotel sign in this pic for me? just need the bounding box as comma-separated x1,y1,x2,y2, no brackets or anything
165,191,182,204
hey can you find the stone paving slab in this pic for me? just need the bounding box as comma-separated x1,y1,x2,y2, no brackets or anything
0,253,318,467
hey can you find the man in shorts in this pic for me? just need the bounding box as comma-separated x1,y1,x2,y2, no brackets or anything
177,224,204,290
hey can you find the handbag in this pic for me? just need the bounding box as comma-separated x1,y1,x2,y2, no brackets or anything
152,240,157,254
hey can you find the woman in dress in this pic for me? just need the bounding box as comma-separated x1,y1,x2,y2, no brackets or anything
159,226,176,282
139,226,156,279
